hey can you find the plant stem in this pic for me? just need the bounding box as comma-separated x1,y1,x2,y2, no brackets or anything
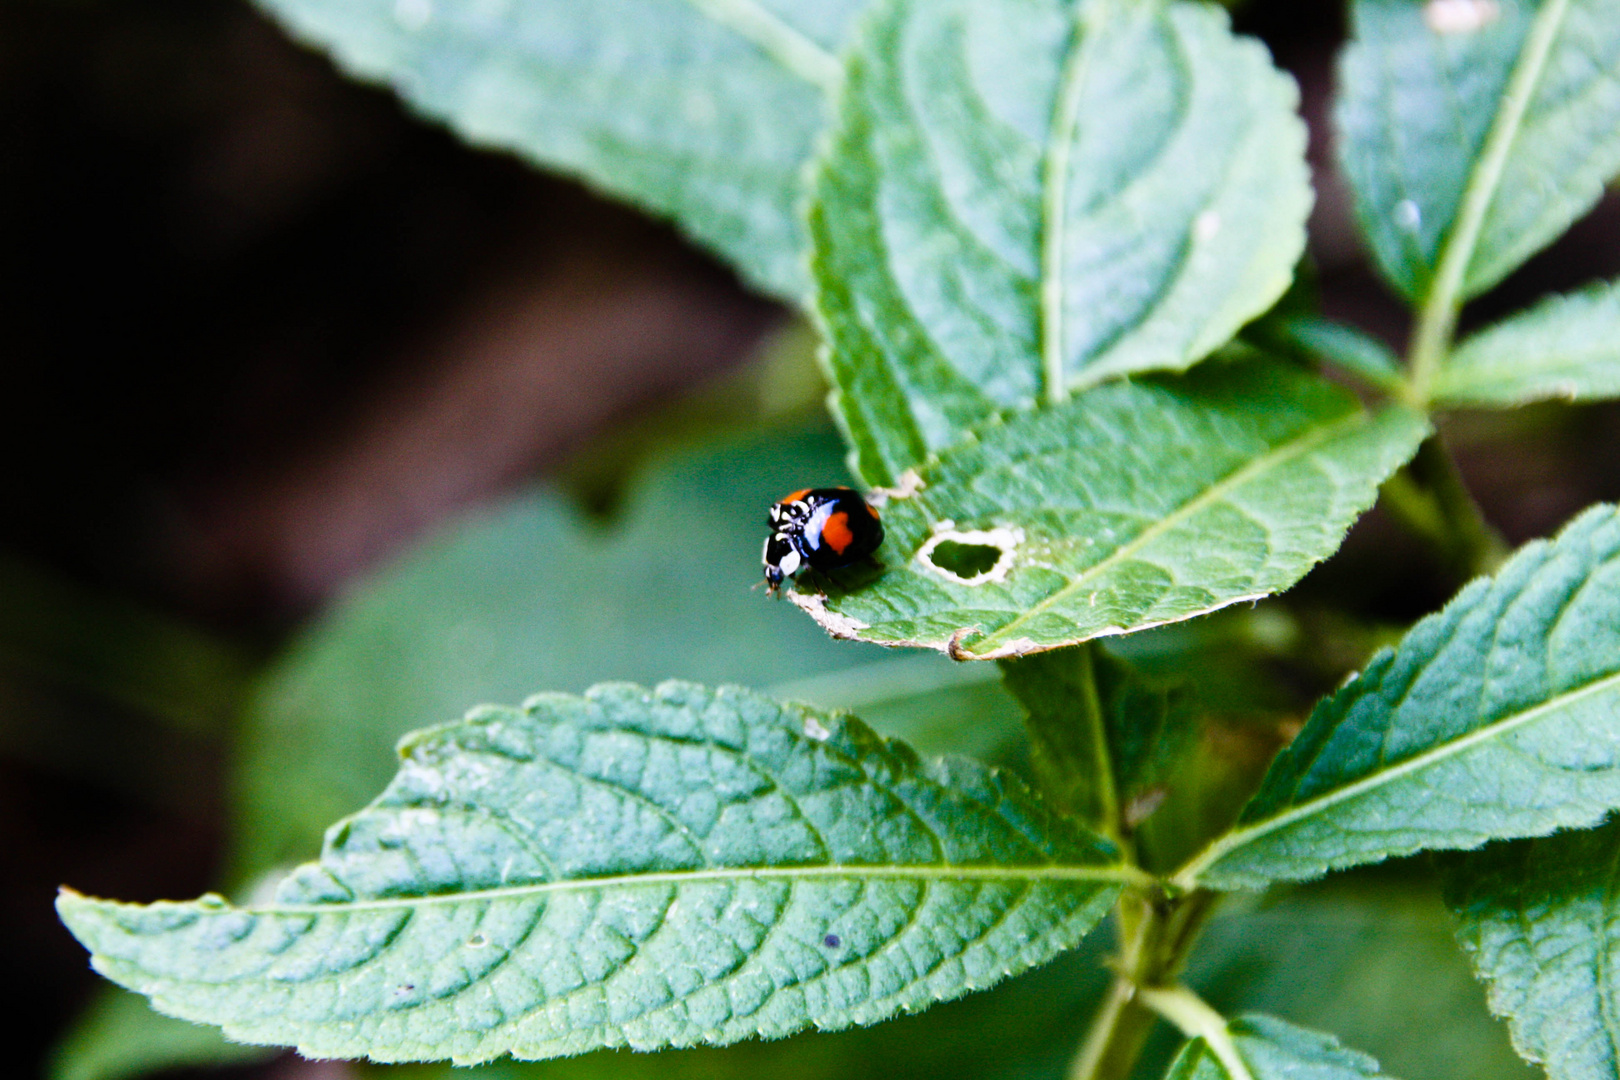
1137,984,1255,1080
1382,435,1509,580
1068,889,1219,1080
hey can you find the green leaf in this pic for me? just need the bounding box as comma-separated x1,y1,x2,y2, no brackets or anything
1189,870,1533,1080
791,356,1429,659
1162,1014,1389,1080
811,0,1311,484
1444,816,1620,1080
253,0,868,300
1433,279,1620,406
235,421,1023,881
1181,503,1620,892
49,989,271,1080
1000,645,1198,848
1260,315,1405,395
60,681,1130,1063
1337,0,1620,302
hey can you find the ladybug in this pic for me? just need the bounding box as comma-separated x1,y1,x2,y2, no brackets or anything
763,487,884,595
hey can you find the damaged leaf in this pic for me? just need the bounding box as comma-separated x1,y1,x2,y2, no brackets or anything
791,356,1428,660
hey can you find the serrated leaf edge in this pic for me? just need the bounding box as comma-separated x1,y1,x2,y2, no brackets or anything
1177,660,1620,891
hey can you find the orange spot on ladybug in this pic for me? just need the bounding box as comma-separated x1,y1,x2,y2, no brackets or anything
865,502,880,519
822,511,854,555
782,488,811,504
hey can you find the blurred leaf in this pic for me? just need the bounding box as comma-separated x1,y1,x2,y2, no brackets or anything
1444,815,1620,1080
1337,0,1620,301
1182,503,1620,891
768,654,1023,765
49,989,270,1080
811,0,1310,484
253,0,869,300
1000,645,1199,851
1159,1014,1387,1080
792,357,1428,659
61,682,1129,1063
1259,316,1405,395
235,421,1022,882
1185,871,1533,1080
1434,279,1620,406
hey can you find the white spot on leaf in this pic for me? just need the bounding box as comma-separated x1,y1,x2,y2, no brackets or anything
1424,0,1500,33
1394,199,1422,231
802,715,832,741
868,469,925,507
1193,210,1222,242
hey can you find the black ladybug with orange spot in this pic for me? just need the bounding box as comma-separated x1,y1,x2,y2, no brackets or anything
762,487,883,595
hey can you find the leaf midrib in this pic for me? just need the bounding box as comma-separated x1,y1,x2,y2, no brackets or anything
1039,2,1104,406
1177,665,1620,888
110,861,1148,917
681,0,842,91
968,407,1371,654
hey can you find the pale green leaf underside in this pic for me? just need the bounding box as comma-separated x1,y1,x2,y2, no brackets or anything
1338,0,1620,302
1165,1014,1389,1080
254,0,867,300
60,682,1126,1064
792,357,1428,659
1445,818,1620,1080
812,0,1310,484
1000,646,1198,849
1184,503,1620,891
1434,278,1620,406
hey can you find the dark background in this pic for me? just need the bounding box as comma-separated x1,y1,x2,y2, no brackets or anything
3,1,1617,1078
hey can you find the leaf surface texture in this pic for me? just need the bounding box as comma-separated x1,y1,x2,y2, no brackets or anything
1445,818,1620,1080
1186,504,1620,890
812,0,1310,483
793,358,1427,659
1434,279,1620,406
62,682,1125,1062
1338,0,1620,300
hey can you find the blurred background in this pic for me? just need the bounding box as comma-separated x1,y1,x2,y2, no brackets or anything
4,1,1619,1079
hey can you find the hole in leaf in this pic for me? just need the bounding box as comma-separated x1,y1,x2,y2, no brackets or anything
928,541,1003,578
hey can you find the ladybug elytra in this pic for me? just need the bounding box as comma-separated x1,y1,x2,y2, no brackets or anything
763,487,883,595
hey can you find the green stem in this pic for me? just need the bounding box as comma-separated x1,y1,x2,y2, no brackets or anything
1068,889,1220,1080
1407,0,1572,399
1074,644,1126,851
1137,984,1254,1080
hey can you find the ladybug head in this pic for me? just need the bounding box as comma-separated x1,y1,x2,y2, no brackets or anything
762,533,801,594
